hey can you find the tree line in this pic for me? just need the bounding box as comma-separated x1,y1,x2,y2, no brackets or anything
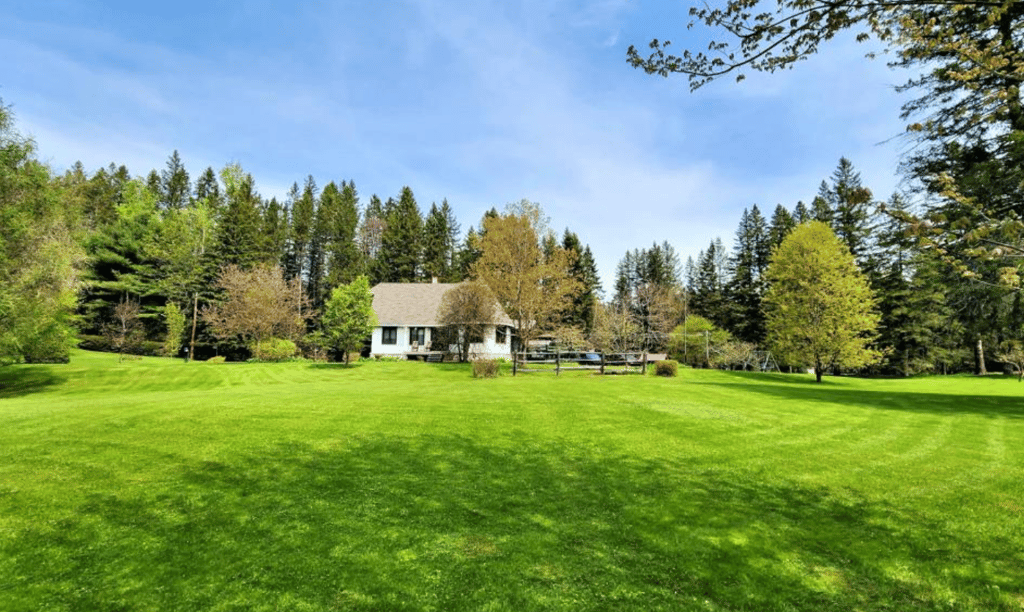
623,2,1024,377
0,101,602,364
606,156,1023,377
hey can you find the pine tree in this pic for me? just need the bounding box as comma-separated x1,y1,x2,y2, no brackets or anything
359,194,387,283
307,181,334,313
562,231,601,332
80,179,162,334
325,180,362,288
768,204,797,250
263,197,289,266
422,202,453,282
285,177,317,285
828,158,875,267
145,169,162,198
811,181,833,226
194,166,222,212
793,200,811,224
726,206,770,343
613,249,638,308
441,200,462,281
378,186,423,282
691,239,728,328
160,150,190,210
216,164,267,269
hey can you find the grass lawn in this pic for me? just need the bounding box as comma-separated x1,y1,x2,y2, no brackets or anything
0,350,1022,611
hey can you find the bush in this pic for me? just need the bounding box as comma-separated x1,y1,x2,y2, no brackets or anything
472,359,501,378
655,359,678,377
206,356,226,364
250,338,297,362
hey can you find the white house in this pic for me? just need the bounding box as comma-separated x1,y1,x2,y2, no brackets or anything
369,282,515,360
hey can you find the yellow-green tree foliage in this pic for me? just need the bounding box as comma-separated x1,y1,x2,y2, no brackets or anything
472,200,580,350
0,101,84,364
764,221,881,382
322,275,377,364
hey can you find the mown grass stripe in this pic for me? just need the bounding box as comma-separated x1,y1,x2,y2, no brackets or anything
1,352,1023,611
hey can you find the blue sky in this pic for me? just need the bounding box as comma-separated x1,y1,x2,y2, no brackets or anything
3,0,909,292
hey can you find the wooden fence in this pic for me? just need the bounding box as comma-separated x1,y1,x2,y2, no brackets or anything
512,349,650,376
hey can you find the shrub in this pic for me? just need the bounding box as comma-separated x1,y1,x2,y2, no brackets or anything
655,359,678,377
250,338,297,362
206,356,226,364
472,359,501,378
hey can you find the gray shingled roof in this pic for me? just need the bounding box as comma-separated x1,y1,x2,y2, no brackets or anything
370,282,514,327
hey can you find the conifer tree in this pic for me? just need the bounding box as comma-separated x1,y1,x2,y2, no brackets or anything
441,200,462,281
359,194,387,283
811,189,832,226
194,166,222,212
325,180,362,288
160,150,190,210
455,226,483,280
422,202,453,282
286,176,317,286
263,197,288,267
827,158,875,267
690,239,728,328
768,204,797,250
793,200,811,224
378,186,423,282
561,230,602,332
726,205,770,343
216,164,267,270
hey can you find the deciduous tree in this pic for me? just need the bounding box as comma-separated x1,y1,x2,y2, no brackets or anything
472,201,580,351
437,281,498,362
202,264,308,352
321,275,377,363
764,221,882,382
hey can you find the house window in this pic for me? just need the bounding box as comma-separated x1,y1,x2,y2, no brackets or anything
410,327,427,346
496,326,507,344
382,327,398,345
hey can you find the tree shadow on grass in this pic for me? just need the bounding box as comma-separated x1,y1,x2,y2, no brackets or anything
0,367,67,399
3,433,1019,611
704,371,1024,419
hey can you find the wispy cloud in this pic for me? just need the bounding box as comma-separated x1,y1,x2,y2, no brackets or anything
3,0,910,292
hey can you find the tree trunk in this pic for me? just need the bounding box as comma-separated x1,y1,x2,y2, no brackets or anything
814,357,823,383
190,291,199,359
975,337,987,375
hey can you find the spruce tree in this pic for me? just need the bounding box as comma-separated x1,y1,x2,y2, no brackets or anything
441,200,462,281
726,206,770,343
216,164,267,269
793,200,811,224
263,197,289,267
768,204,797,250
827,158,875,267
691,239,728,328
160,150,190,210
359,194,387,283
455,226,483,280
422,202,453,281
562,231,601,332
378,186,423,282
194,166,222,212
285,177,317,284
325,180,362,288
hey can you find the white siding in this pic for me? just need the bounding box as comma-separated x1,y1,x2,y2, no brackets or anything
370,325,512,360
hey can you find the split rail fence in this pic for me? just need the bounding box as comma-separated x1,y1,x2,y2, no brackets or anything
511,349,651,376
